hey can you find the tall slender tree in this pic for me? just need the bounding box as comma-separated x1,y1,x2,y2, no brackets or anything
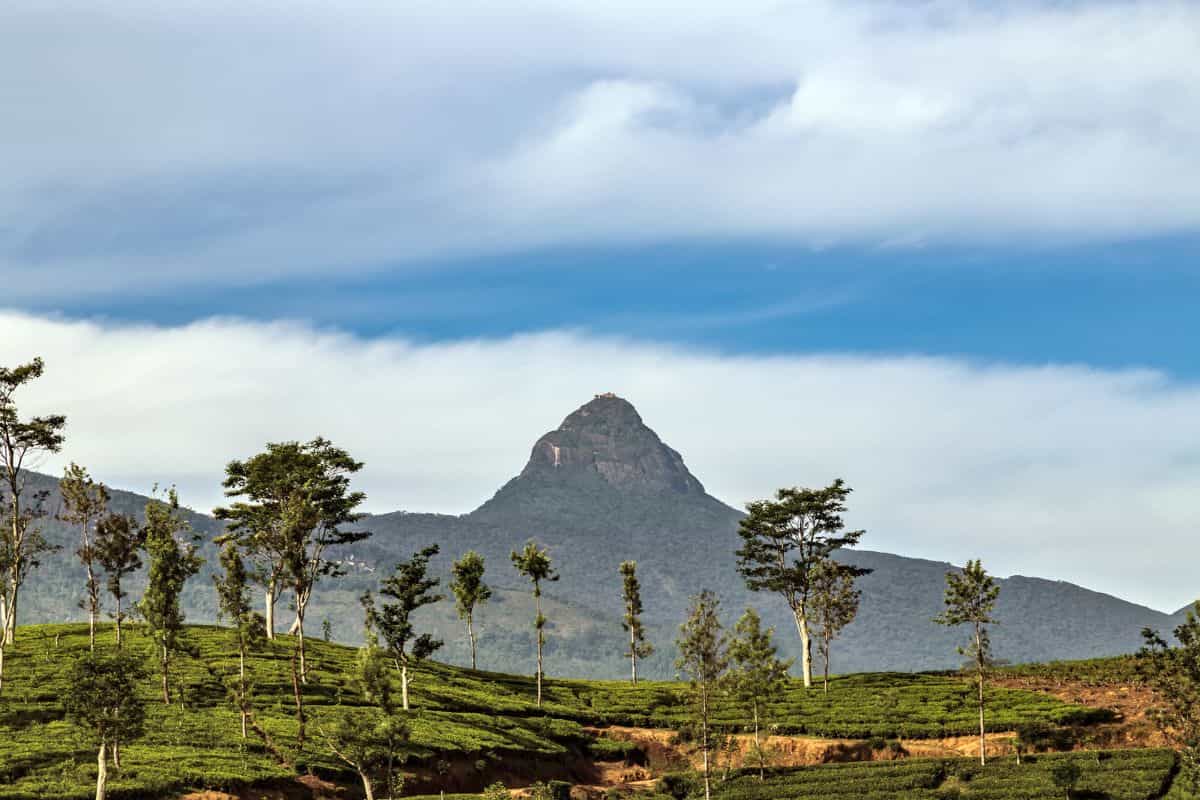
93,512,144,647
213,542,265,738
934,559,1000,766
138,488,203,705
809,559,863,694
59,464,110,652
214,437,369,683
511,540,558,708
0,357,66,690
726,607,792,780
64,651,146,800
619,560,653,684
450,551,491,670
676,590,728,800
735,479,870,688
372,544,444,711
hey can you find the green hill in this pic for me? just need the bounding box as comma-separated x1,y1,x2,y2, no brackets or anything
0,622,1181,800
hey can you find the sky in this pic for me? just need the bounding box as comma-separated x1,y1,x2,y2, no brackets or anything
2,1,1199,612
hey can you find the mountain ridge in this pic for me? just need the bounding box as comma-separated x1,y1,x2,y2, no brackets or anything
11,393,1185,677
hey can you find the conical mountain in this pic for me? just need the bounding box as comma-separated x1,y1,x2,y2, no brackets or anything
472,393,730,522
15,394,1185,680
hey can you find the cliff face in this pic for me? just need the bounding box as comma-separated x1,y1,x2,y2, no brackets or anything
516,393,707,496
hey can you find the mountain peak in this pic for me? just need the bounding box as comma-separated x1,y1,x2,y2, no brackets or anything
514,393,708,496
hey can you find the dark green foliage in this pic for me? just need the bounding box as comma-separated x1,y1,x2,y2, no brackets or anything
726,607,791,779
735,480,870,688
212,542,265,736
373,544,445,710
0,622,1142,800
450,550,491,671
57,464,109,651
935,559,1000,765
64,650,147,746
810,559,862,693
676,590,728,800
0,357,66,682
1140,600,1200,792
512,540,559,707
702,750,1176,800
139,488,203,705
620,560,653,683
92,512,144,646
1049,758,1083,799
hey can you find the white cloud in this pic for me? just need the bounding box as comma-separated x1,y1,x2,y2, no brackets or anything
3,310,1199,612
3,1,1200,297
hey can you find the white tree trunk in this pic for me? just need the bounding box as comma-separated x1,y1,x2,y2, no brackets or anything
96,741,108,800
401,661,410,711
793,609,813,688
359,769,375,800
467,612,477,670
264,584,276,640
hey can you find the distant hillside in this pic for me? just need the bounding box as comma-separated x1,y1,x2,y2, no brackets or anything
13,393,1184,678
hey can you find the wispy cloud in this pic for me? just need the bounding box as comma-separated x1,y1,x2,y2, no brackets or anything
3,1,1199,299
3,309,1199,612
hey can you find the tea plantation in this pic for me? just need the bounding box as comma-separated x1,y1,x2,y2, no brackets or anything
0,623,1188,799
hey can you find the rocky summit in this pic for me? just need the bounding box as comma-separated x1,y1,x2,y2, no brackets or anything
516,393,707,496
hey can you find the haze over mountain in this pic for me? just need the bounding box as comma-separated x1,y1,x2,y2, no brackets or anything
18,394,1188,678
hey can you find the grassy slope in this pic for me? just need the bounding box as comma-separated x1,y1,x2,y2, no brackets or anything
0,624,1172,799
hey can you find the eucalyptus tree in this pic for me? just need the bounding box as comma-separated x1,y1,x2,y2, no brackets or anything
64,651,146,800
59,464,110,651
511,540,558,707
735,479,869,688
0,357,66,686
619,560,653,684
726,607,792,780
214,542,266,738
676,590,727,800
450,550,491,670
214,437,369,685
138,488,203,705
371,544,444,710
934,559,1000,765
809,559,863,694
94,512,144,647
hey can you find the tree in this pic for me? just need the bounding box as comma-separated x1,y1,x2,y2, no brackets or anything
64,650,146,800
372,544,445,711
1139,601,1200,791
59,464,111,652
0,357,66,690
619,560,653,684
934,559,999,766
318,707,410,800
138,488,203,705
93,512,144,647
734,479,869,688
450,550,491,670
725,607,791,780
676,590,728,800
1050,758,1083,800
214,542,266,738
511,540,559,708
809,559,862,694
214,438,369,684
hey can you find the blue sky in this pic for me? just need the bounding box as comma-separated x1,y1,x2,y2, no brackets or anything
3,1,1200,608
20,235,1200,375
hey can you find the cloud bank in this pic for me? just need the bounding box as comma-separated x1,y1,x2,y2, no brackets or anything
4,1,1200,298
3,310,1198,611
